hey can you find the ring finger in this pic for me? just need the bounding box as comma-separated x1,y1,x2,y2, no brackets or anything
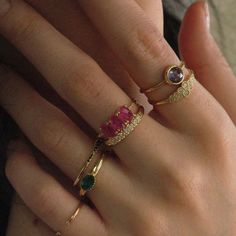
6,141,106,236
0,0,173,170
0,67,135,221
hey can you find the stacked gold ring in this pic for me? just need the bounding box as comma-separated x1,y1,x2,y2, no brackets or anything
99,101,144,147
56,138,105,235
56,101,145,235
141,61,196,106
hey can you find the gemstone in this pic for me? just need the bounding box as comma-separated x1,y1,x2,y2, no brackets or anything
118,106,133,122
167,66,184,84
80,175,95,191
110,115,123,131
100,123,116,138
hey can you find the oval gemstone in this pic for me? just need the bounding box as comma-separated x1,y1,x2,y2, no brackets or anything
167,66,184,84
118,106,133,122
110,115,123,131
100,123,116,138
80,175,95,191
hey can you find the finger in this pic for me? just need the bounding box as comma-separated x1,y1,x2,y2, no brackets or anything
0,66,133,220
6,141,106,236
135,0,163,33
0,0,130,129
179,0,236,123
77,0,231,133
0,0,173,169
24,0,162,110
8,195,53,236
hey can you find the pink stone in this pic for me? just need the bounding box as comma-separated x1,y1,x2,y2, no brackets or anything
110,115,123,131
100,123,116,138
118,106,133,122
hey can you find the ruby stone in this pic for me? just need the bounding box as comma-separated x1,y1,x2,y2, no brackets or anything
118,106,133,122
100,123,116,138
100,106,133,138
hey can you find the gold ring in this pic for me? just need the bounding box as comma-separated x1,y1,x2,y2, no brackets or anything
104,106,144,146
141,61,186,94
73,138,104,187
79,154,105,197
150,71,196,106
99,101,144,146
55,201,82,236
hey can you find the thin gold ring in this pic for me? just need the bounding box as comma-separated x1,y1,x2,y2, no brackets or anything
73,138,103,187
140,61,185,94
79,154,105,197
55,201,82,236
150,71,196,106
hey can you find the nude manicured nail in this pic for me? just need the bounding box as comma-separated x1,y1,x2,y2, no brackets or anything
0,0,11,16
203,0,210,30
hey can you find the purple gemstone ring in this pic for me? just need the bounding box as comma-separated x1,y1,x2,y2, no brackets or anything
140,61,186,94
165,63,185,85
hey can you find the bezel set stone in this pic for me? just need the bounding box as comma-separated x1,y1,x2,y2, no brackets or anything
165,65,185,85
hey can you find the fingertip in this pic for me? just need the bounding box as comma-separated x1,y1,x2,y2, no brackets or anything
178,0,216,72
179,0,210,51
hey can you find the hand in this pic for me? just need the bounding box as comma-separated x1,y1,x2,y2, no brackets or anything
1,1,236,236
4,0,161,235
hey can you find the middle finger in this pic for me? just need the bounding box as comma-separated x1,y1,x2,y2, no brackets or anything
0,0,173,169
78,0,228,134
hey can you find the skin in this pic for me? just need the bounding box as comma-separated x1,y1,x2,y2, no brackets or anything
1,0,236,235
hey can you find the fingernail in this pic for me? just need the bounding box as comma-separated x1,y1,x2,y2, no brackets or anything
203,0,210,30
0,0,11,17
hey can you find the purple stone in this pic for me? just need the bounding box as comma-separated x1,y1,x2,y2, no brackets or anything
167,66,184,84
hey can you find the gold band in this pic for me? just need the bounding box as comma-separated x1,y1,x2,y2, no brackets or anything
141,61,185,94
79,154,105,197
55,201,82,236
73,138,103,187
105,106,144,146
150,71,196,106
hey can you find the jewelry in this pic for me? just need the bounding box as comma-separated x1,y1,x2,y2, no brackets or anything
79,154,105,197
73,138,104,187
55,201,82,236
141,61,185,94
104,106,144,146
151,71,196,106
99,101,136,139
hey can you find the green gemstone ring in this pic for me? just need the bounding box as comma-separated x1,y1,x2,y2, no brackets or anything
79,156,104,197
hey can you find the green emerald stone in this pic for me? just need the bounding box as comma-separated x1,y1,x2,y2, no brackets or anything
80,175,95,191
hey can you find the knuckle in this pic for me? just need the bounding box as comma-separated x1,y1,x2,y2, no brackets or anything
168,162,205,206
126,18,171,63
61,62,106,102
209,126,234,162
33,185,58,219
130,211,169,236
9,14,38,44
37,116,71,153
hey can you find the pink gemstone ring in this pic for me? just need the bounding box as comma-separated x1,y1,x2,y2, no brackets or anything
99,101,144,146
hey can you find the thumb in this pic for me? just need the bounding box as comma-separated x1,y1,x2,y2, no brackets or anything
179,0,236,122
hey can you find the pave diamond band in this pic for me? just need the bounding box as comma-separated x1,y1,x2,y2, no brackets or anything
104,106,144,146
151,71,196,106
